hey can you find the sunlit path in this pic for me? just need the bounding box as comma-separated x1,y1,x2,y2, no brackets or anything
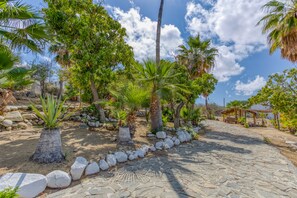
47,120,297,198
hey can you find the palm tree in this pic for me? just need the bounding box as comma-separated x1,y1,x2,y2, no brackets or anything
0,0,48,53
177,35,218,79
135,59,184,132
258,0,297,62
156,0,165,67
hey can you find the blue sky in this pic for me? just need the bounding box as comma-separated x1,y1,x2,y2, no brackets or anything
23,0,294,106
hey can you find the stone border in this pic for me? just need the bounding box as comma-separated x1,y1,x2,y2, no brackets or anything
0,127,201,198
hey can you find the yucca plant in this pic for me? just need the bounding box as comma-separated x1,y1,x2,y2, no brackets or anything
30,95,70,163
31,95,68,129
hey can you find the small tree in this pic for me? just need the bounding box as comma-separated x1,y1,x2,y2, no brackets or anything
31,61,54,97
30,96,71,163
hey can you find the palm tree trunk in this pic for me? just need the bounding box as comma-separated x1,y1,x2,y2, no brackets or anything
150,89,162,132
205,96,209,119
58,80,63,99
156,0,164,66
90,76,106,122
174,101,184,129
31,128,64,163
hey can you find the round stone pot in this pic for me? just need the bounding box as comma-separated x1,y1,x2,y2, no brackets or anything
31,128,65,163
118,126,131,142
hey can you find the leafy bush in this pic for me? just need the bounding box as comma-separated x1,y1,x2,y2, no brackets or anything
162,107,173,121
162,115,169,127
0,187,19,198
238,117,246,125
113,110,127,127
244,122,249,128
31,96,70,129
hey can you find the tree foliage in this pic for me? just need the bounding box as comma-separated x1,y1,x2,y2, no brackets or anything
249,68,297,132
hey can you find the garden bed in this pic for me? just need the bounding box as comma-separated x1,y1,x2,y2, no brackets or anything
0,118,154,176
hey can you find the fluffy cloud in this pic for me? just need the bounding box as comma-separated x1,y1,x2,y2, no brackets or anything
185,0,269,82
235,75,266,96
110,7,183,61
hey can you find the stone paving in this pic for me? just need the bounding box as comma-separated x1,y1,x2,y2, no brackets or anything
47,120,297,198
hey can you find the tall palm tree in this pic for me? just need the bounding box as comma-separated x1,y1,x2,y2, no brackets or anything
0,0,48,53
177,35,218,79
258,0,297,62
135,59,184,132
156,0,164,67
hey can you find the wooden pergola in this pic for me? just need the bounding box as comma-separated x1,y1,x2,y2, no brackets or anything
221,108,257,125
221,108,278,127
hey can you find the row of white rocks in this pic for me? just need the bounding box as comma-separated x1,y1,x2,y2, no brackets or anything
0,130,194,198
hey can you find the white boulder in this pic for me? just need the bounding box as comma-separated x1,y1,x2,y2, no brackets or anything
149,145,156,152
156,131,167,139
164,143,171,149
4,111,23,122
155,141,164,150
46,170,71,188
106,154,117,167
0,116,4,122
114,152,128,163
164,138,174,148
177,131,187,142
172,136,177,141
99,160,109,171
185,131,192,141
85,162,100,175
174,139,181,146
0,173,47,198
128,154,136,161
70,157,88,180
2,119,13,127
135,149,145,158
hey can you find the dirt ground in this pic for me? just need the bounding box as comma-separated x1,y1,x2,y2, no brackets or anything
0,118,154,176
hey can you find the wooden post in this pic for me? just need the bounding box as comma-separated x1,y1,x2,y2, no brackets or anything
235,108,238,123
253,113,256,126
277,112,280,130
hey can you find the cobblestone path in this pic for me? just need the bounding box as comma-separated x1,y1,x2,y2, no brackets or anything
47,120,297,198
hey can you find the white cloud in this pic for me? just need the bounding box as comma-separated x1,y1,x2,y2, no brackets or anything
235,75,266,96
185,0,269,82
110,7,183,61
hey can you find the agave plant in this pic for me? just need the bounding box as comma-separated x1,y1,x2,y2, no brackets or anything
31,95,69,129
30,95,71,163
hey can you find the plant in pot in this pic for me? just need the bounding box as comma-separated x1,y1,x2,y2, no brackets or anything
113,110,131,143
30,95,71,163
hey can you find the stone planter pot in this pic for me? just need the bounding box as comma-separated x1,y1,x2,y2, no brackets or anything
31,128,65,163
118,126,131,142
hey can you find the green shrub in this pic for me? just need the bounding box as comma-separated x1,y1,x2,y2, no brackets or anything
0,187,19,198
244,122,249,128
113,110,127,127
31,95,71,129
162,115,169,127
238,117,246,124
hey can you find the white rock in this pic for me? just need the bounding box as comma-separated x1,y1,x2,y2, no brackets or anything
177,131,187,142
185,132,192,141
114,152,128,163
0,116,4,122
46,170,71,188
155,141,164,150
156,131,167,139
174,139,181,146
99,160,109,171
106,154,117,167
70,157,88,180
164,143,170,149
85,162,100,175
172,136,177,141
22,113,38,120
193,127,200,133
4,111,23,122
141,145,150,153
164,138,174,148
128,154,136,161
147,133,155,137
2,119,13,127
166,135,173,139
149,145,156,152
0,173,47,198
135,149,145,158
126,151,133,155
